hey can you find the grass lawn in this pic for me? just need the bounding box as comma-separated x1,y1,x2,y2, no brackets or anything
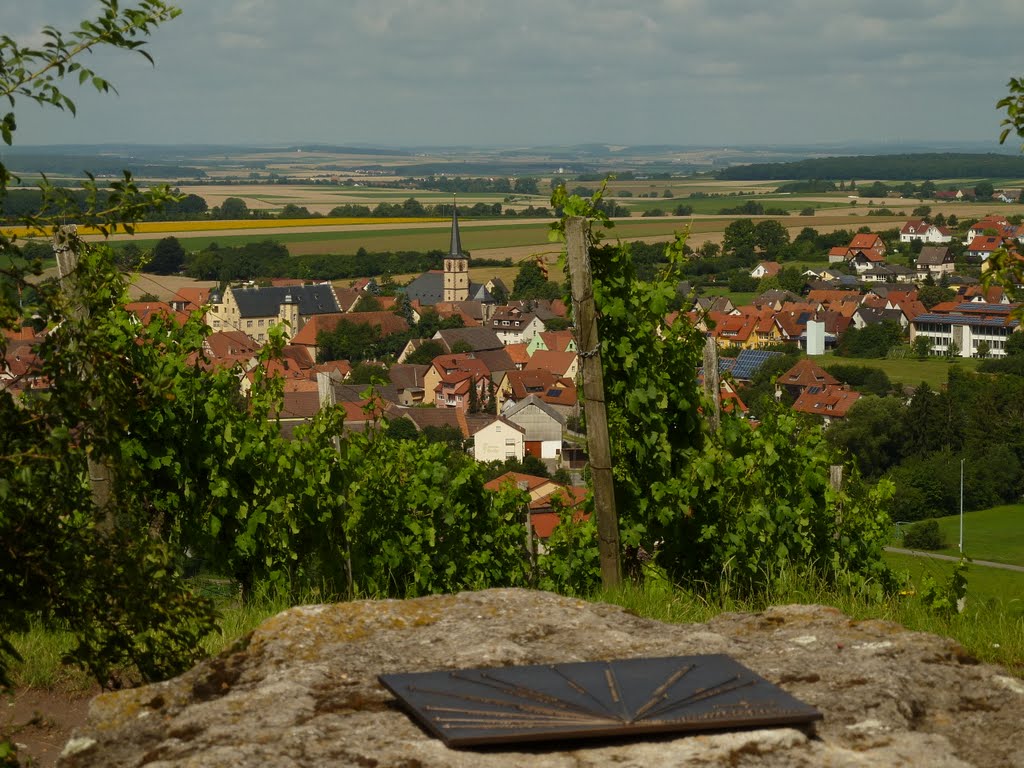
819,352,983,389
700,286,757,305
884,552,1024,617
923,504,1024,565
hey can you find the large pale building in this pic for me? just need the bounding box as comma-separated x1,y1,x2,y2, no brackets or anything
207,283,341,343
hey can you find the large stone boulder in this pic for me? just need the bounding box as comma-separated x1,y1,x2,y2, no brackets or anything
59,589,1024,767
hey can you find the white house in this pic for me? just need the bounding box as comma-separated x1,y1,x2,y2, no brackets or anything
502,395,565,460
899,219,953,244
489,306,546,346
749,261,781,279
470,418,525,463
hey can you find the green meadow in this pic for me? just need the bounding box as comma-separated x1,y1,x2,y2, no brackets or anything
819,352,984,390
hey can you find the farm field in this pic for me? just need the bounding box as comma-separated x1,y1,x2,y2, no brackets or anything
90,207,903,258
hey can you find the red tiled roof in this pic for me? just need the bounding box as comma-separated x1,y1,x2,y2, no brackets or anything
483,471,551,494
808,289,861,305
792,386,861,419
290,312,410,347
967,235,1003,252
525,349,577,377
538,330,575,353
848,233,883,250
125,301,190,327
504,342,531,367
173,286,212,311
778,358,839,390
504,369,578,407
204,330,261,359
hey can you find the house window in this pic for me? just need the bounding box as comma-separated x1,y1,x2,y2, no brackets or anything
503,320,510,326
505,438,515,446
258,319,265,326
505,450,515,458
514,321,520,327
246,320,253,328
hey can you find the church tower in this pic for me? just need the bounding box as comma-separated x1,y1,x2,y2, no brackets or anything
443,199,469,303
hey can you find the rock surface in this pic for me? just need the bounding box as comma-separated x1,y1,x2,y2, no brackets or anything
59,589,1024,767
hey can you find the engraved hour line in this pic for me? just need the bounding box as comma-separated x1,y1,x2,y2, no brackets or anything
630,664,695,722
604,665,632,722
471,670,598,716
549,665,622,720
641,675,758,721
424,696,598,721
444,671,602,718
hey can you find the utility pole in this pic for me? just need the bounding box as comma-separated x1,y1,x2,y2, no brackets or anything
564,216,621,589
959,458,964,554
54,226,112,523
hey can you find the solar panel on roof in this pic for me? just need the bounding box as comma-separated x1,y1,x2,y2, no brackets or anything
730,349,784,381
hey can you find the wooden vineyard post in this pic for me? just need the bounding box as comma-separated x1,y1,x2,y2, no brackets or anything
702,337,721,434
54,226,113,524
564,216,621,589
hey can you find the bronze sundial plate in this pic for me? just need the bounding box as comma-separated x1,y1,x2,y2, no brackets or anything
379,654,822,748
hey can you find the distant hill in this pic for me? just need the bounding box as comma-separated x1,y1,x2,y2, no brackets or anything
715,153,1024,181
1,153,206,179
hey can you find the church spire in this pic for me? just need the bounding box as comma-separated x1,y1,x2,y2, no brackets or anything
449,195,464,259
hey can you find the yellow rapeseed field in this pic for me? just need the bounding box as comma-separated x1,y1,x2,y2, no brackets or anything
3,217,444,238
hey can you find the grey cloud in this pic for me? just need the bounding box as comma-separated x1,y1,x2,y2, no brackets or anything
7,0,1024,146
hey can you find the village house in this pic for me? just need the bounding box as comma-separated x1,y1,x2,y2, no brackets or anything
489,305,546,346
899,219,953,244
483,472,589,540
776,358,839,400
387,363,430,406
791,386,862,426
915,246,956,278
502,395,566,460
496,368,578,418
527,330,577,356
289,311,410,362
749,261,781,279
421,353,492,409
469,418,526,463
525,349,578,380
965,235,1004,263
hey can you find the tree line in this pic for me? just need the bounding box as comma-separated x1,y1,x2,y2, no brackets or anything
139,239,510,282
827,366,1024,522
717,152,1024,181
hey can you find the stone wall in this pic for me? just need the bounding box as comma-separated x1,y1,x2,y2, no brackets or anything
59,589,1024,767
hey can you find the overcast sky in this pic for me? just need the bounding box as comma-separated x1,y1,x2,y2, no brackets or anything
5,0,1023,148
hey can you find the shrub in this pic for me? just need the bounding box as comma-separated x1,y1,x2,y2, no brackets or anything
902,519,945,550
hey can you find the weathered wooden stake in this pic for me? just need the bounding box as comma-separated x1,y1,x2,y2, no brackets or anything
565,216,621,589
702,337,721,434
54,226,112,523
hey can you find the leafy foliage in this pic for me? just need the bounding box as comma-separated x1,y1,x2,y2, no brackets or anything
1,2,192,701
902,519,945,551
550,186,894,597
836,320,903,358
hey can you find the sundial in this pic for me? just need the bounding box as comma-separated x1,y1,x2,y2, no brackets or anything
379,654,822,748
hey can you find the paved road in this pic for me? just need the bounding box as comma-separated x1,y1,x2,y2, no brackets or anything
885,547,1024,573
